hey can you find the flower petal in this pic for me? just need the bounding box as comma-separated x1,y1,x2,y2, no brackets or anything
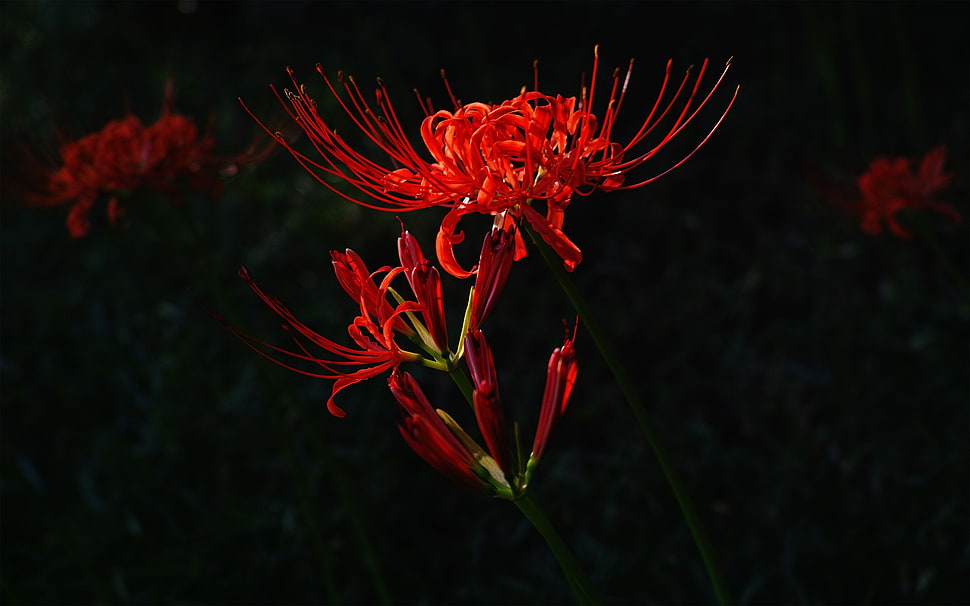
435,207,477,279
464,330,510,472
530,330,578,465
520,203,583,272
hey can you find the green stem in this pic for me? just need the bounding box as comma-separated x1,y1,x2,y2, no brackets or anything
448,365,475,407
445,331,597,603
524,224,732,605
514,492,601,605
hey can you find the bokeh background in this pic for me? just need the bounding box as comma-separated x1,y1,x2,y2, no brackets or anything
2,1,967,604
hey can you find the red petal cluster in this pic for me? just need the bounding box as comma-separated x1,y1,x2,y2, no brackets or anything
230,263,422,417
246,48,736,276
392,327,579,497
229,225,516,417
391,370,490,491
229,232,448,418
233,49,714,495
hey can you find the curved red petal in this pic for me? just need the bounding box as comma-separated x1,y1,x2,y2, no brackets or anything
520,203,583,272
435,208,476,279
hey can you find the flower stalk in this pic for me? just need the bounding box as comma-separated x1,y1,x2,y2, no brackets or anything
514,491,601,606
523,222,732,605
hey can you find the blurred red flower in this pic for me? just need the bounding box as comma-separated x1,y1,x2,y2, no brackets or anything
246,47,736,277
842,146,961,239
27,81,267,237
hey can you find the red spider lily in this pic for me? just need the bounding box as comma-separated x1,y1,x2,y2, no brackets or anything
227,224,516,417
467,220,519,332
529,326,578,472
230,265,423,417
244,47,737,277
391,327,579,498
841,146,961,239
27,80,268,237
398,228,449,352
463,329,511,475
229,228,461,416
465,326,580,492
391,369,508,494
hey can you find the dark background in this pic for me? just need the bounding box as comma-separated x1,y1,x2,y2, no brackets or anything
1,1,967,604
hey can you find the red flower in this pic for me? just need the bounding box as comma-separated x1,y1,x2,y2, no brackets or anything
230,264,422,417
28,80,267,237
391,369,507,494
229,227,461,416
398,227,449,353
391,327,579,498
245,47,736,277
463,329,511,475
844,146,961,239
529,327,578,471
227,224,516,417
467,220,519,332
